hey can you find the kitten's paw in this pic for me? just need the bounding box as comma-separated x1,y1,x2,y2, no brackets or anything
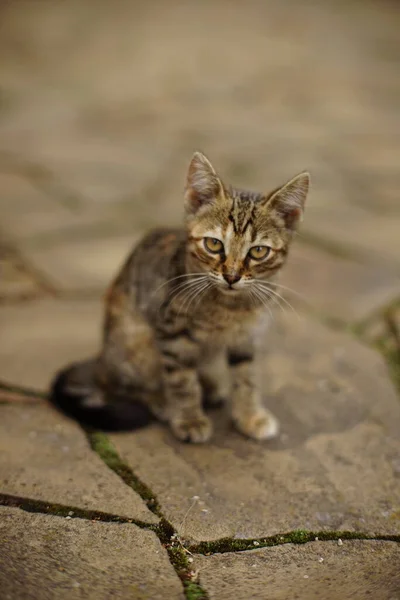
234,408,279,441
171,415,213,443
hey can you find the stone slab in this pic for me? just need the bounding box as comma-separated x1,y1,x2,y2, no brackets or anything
0,298,102,389
0,507,183,600
0,403,158,523
24,234,138,292
195,540,400,600
303,201,400,271
0,0,398,281
110,313,400,541
0,248,41,301
0,172,86,242
280,241,400,322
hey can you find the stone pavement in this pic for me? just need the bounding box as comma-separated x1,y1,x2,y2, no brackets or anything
0,0,399,598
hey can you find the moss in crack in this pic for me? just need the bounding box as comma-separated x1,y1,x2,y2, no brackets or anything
188,529,400,555
184,582,209,600
156,517,176,544
85,431,208,598
166,544,209,600
87,431,162,517
0,492,156,530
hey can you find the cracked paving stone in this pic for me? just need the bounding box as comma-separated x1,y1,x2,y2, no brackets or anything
0,506,184,600
194,540,400,600
0,403,158,524
110,313,400,541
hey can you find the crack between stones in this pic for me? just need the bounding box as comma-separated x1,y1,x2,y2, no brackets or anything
0,385,209,598
0,492,156,529
0,380,46,401
187,529,400,556
2,383,399,597
85,430,210,600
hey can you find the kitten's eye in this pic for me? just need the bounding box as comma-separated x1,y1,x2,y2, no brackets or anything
248,246,271,261
204,237,224,254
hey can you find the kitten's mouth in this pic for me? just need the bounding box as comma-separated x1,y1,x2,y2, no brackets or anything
218,285,242,295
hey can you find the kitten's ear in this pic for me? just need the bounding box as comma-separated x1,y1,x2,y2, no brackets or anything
184,152,223,214
266,171,310,230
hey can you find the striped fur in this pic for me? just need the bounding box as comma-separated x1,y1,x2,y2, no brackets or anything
50,153,309,442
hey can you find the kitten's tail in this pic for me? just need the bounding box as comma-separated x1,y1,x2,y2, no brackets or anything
49,359,154,432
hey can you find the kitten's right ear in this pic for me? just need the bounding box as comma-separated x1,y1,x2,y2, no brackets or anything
184,152,223,214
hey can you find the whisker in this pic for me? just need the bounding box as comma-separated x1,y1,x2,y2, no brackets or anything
151,273,206,297
251,286,274,321
255,283,301,320
263,281,306,300
168,276,208,298
257,286,285,314
188,282,212,314
179,281,211,316
155,276,208,317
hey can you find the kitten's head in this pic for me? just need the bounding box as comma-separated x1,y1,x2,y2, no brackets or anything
184,152,309,296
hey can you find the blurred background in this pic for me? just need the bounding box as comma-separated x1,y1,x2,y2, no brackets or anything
0,0,399,389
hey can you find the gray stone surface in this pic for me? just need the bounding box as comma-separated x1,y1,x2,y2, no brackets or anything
281,241,400,322
0,1,399,597
26,233,139,292
195,541,400,600
111,313,400,541
0,246,41,301
0,0,399,278
0,507,183,600
0,298,102,389
0,404,158,523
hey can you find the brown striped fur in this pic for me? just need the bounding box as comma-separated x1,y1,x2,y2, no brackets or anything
51,153,309,442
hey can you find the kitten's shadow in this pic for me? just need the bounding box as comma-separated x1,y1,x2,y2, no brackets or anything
206,387,367,455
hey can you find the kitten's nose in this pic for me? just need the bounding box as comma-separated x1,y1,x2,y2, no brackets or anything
223,273,241,287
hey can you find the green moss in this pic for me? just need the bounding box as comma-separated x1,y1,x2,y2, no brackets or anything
87,431,162,517
156,518,176,544
184,581,209,600
167,546,209,600
167,545,190,577
0,492,154,529
188,530,400,555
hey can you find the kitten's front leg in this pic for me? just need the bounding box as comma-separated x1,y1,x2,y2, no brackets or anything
198,346,230,408
229,346,279,441
157,332,212,443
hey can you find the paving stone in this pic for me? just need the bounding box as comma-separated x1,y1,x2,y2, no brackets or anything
303,200,400,270
25,234,139,292
0,404,157,523
0,1,399,281
0,248,41,301
280,241,400,322
0,298,102,389
111,313,400,541
194,540,400,600
0,507,182,600
0,172,86,242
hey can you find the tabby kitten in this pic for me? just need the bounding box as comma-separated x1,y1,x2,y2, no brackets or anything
51,153,309,443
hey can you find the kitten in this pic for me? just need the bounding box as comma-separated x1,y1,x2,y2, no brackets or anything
51,152,309,443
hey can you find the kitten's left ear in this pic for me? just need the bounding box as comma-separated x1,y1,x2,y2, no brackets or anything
266,171,310,230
